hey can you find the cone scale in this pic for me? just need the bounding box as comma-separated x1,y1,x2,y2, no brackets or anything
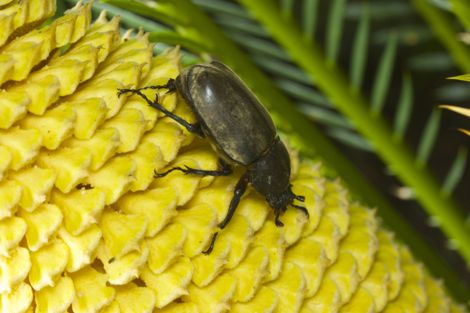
0,1,466,312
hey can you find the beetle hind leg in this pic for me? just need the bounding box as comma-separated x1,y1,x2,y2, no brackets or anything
117,86,205,137
117,79,176,97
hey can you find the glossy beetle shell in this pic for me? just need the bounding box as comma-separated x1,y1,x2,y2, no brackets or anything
176,61,277,165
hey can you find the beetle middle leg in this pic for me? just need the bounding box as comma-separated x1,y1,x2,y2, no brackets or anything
154,160,232,178
117,82,204,137
203,172,249,254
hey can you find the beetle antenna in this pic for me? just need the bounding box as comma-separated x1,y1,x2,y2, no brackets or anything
288,184,305,202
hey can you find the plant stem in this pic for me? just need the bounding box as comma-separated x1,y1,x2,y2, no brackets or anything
238,0,470,302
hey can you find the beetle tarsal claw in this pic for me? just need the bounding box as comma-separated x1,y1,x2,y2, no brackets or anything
116,88,129,97
153,166,193,178
153,167,179,178
274,210,285,227
202,232,219,255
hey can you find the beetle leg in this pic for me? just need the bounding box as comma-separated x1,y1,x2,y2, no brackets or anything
202,232,218,254
154,161,232,178
218,172,249,229
203,172,249,254
274,210,284,227
118,87,205,137
290,203,309,218
165,78,177,93
117,79,176,97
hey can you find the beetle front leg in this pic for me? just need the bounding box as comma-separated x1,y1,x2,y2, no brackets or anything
291,203,309,217
203,172,249,254
117,87,204,137
274,210,284,227
275,203,308,227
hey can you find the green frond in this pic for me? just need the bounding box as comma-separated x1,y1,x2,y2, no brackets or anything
393,73,413,141
326,0,346,63
301,0,318,40
442,147,468,195
416,109,441,168
350,4,369,90
371,34,398,115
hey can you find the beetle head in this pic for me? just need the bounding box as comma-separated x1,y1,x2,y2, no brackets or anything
265,184,301,211
265,184,307,226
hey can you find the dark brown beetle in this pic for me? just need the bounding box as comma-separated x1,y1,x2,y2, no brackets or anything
118,61,307,253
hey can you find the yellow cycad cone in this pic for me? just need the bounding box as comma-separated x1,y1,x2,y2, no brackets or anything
0,1,467,313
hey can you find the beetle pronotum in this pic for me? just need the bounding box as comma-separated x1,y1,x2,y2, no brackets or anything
118,61,308,253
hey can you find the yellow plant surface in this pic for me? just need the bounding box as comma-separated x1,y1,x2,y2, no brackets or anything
0,1,467,312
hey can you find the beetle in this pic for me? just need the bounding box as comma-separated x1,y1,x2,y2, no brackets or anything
118,61,308,253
